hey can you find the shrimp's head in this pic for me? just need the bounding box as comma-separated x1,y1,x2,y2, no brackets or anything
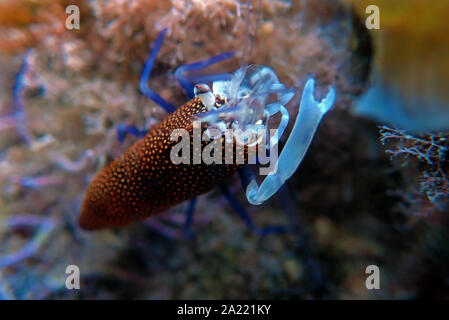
195,65,294,145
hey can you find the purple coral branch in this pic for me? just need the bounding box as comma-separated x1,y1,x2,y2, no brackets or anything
52,149,95,173
0,215,57,269
12,49,34,146
9,174,64,190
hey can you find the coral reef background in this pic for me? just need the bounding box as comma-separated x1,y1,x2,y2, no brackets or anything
0,0,448,299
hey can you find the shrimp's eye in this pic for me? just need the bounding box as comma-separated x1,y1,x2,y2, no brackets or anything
194,83,215,110
194,84,211,95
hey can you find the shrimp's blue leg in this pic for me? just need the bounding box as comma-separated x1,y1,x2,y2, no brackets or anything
140,29,176,114
127,29,172,141
183,198,197,239
140,30,209,238
220,184,287,236
175,51,236,98
188,73,233,84
144,219,183,239
247,79,336,205
238,167,253,189
13,49,34,146
116,124,148,142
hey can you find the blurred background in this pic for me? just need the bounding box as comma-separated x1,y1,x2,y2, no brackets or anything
0,0,448,299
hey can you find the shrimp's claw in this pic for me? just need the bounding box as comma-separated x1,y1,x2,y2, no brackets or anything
246,78,336,205
302,78,336,115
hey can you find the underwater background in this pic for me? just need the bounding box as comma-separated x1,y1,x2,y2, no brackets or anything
0,0,448,299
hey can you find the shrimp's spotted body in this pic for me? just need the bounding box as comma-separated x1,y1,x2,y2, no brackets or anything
79,97,241,230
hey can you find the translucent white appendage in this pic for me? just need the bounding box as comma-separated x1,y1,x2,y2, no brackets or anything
198,65,294,147
246,79,336,205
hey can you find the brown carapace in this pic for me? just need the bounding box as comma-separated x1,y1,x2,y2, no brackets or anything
79,98,243,230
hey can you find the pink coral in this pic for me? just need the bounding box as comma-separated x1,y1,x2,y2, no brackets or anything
379,125,449,215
